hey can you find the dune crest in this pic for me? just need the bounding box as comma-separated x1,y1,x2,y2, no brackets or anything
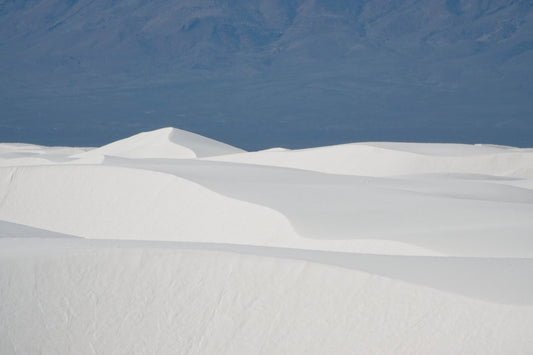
73,127,244,160
209,142,533,178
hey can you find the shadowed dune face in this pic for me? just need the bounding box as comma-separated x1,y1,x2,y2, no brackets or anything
3,243,533,355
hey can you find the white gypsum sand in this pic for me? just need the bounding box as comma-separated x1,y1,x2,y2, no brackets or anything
1,127,533,354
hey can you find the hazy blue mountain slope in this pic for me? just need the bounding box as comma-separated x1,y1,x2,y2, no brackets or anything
0,0,532,149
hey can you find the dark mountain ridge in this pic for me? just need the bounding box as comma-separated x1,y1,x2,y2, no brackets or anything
1,0,532,149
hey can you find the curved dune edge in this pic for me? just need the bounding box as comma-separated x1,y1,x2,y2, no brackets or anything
102,156,533,258
1,243,533,354
208,142,533,178
0,165,440,256
0,164,296,246
1,236,532,305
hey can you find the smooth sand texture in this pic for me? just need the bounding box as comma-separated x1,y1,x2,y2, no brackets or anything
1,128,532,354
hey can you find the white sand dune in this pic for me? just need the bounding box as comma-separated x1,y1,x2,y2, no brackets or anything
2,238,533,355
0,163,441,256
72,127,244,161
208,142,533,178
0,143,90,167
0,164,298,247
1,128,533,354
101,156,533,257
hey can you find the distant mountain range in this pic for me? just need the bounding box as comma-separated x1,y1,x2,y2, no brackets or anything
1,0,532,149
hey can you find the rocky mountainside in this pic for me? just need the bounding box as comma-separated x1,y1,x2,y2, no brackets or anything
1,0,532,148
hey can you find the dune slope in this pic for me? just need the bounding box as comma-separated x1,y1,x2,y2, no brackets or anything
1,128,532,354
